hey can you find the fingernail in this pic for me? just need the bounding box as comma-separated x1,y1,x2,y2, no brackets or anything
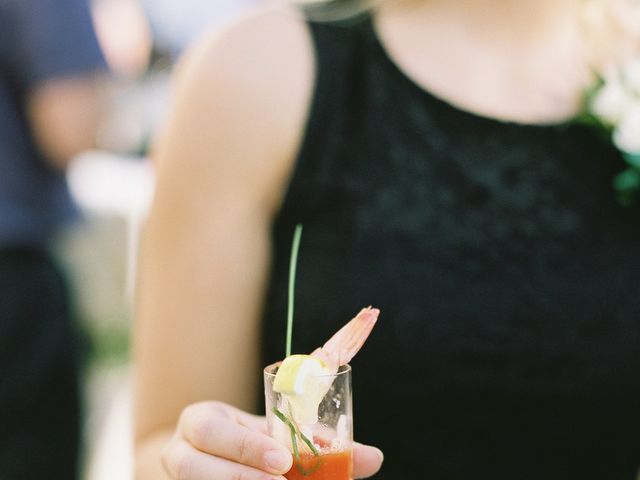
373,447,384,462
264,450,291,472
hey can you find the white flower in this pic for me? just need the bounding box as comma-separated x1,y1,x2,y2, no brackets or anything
622,58,640,96
591,72,632,124
613,102,640,154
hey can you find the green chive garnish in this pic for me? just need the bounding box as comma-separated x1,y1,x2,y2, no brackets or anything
273,407,322,476
286,224,303,357
275,225,322,476
273,407,300,460
299,430,320,457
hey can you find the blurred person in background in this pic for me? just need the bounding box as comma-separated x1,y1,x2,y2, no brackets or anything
0,0,109,477
135,0,640,479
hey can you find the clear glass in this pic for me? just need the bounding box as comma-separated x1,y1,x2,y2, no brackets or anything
264,363,353,480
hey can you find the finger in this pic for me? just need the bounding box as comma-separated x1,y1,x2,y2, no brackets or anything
194,401,269,435
353,442,384,479
222,403,269,435
180,406,292,474
163,438,287,480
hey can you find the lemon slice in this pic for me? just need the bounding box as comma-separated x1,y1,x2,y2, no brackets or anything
274,355,326,395
274,354,331,424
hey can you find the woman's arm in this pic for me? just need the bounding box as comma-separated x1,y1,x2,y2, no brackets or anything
133,8,315,478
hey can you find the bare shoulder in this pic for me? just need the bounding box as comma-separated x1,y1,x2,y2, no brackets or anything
156,5,315,216
178,5,314,97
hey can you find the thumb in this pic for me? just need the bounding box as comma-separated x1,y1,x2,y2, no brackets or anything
353,442,384,478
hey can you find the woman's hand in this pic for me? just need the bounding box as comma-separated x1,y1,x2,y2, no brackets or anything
161,402,384,479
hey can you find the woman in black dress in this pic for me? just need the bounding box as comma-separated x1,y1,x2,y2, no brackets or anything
134,0,640,478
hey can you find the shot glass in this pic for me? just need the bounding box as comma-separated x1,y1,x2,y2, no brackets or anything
264,363,353,480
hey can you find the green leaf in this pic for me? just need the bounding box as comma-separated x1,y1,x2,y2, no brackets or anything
623,152,640,170
614,168,640,206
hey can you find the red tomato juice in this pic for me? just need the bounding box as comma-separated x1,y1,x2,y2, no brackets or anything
285,450,352,480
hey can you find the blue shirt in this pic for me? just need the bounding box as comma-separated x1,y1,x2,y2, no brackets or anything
0,0,107,247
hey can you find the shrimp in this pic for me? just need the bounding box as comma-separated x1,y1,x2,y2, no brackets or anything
274,307,379,425
310,306,379,372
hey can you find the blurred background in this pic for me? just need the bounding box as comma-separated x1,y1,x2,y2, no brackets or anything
50,0,257,477
17,1,638,479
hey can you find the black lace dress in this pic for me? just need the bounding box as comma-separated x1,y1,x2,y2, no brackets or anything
261,16,640,480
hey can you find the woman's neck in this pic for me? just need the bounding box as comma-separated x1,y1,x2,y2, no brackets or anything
375,0,591,124
384,0,584,49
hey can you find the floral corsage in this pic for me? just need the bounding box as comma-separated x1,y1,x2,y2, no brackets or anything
581,57,640,205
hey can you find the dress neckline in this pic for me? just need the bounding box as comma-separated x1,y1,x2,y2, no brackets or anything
363,13,577,131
